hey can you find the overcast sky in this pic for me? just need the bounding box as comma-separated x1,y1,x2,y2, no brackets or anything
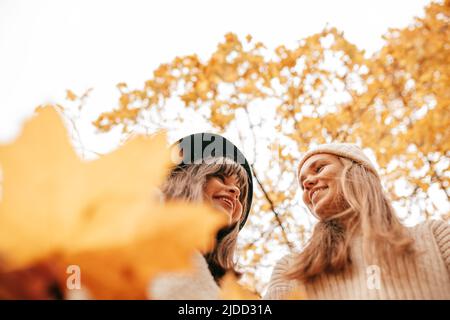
0,0,432,143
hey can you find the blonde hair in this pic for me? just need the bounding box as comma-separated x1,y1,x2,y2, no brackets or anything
286,157,415,282
161,157,249,281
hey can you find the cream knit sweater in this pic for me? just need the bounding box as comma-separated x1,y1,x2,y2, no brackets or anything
264,220,450,300
148,251,220,300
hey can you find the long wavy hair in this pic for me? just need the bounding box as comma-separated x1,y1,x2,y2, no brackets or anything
286,157,416,282
160,157,249,282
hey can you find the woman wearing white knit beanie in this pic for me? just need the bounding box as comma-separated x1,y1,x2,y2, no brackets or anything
265,143,450,300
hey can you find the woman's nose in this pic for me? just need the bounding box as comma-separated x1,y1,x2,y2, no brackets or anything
227,184,241,199
303,176,317,190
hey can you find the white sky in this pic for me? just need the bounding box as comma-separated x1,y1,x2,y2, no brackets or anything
0,0,432,143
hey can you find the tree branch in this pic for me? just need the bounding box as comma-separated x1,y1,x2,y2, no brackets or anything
251,164,294,250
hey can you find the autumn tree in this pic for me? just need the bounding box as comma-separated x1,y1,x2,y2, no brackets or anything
64,0,449,293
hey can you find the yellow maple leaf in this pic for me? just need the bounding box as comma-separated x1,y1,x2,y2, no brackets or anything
0,105,227,299
66,90,77,101
283,290,307,300
65,202,226,299
219,273,260,300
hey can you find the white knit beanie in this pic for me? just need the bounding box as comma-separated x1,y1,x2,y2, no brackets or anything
297,143,379,182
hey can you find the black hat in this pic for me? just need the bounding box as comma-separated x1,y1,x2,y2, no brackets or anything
172,133,253,229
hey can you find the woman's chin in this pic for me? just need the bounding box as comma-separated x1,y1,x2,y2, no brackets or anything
312,199,330,219
212,203,233,221
314,204,341,220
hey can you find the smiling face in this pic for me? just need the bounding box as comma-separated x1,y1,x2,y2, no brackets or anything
299,153,348,219
204,173,244,225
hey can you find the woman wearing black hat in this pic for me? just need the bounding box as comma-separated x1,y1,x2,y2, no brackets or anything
148,133,253,299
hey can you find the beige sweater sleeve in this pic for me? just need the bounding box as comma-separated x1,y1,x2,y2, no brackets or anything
148,251,220,300
263,255,296,300
429,219,450,274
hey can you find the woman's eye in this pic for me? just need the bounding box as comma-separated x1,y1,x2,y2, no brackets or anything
316,165,325,173
216,174,226,182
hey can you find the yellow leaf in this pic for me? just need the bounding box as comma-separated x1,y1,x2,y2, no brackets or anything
66,90,77,101
284,290,307,300
65,202,226,299
219,273,259,300
0,105,227,299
